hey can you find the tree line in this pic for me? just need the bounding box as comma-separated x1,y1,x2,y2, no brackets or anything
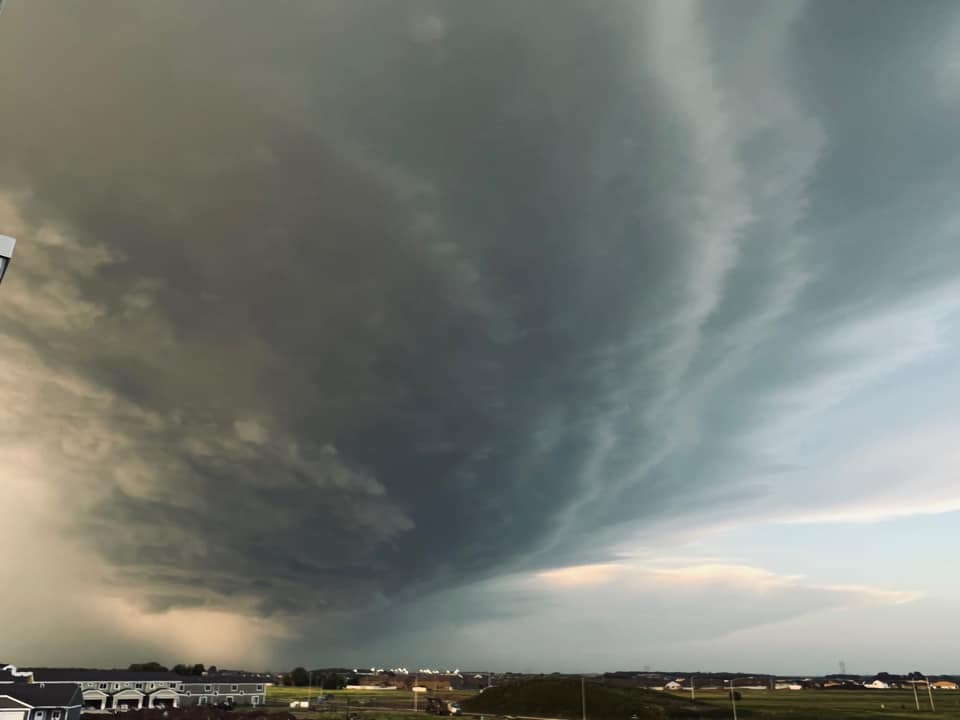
284,668,346,689
126,663,218,675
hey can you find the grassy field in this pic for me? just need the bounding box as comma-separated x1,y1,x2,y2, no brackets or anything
268,684,960,720
671,690,960,720
462,678,725,719
266,685,470,715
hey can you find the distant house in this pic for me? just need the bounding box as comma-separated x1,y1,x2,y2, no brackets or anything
0,682,83,720
664,681,682,691
864,680,890,689
932,681,959,691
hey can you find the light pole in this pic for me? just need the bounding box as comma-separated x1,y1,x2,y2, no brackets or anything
581,676,587,720
727,680,738,720
0,235,15,288
925,676,936,713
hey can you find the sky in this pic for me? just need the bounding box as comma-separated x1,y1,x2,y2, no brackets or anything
1,0,960,675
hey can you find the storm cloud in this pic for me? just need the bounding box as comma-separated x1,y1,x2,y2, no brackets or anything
3,0,960,670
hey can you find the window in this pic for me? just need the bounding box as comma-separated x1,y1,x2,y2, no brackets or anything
231,685,238,692
35,712,45,720
53,712,62,720
149,684,155,690
256,685,263,692
204,685,212,692
226,697,234,705
99,683,108,690
135,683,143,690
252,696,260,706
199,697,207,706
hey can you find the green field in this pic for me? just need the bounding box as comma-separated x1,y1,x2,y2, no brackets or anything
678,690,960,720
268,684,960,720
462,678,724,719
266,684,469,717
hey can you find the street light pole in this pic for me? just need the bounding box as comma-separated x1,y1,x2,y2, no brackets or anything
728,680,738,720
912,678,920,712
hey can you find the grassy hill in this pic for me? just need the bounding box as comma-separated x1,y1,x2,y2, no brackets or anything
461,678,729,720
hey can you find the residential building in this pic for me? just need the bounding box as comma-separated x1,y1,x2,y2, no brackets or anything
179,675,266,707
0,667,34,685
0,683,83,720
16,670,266,711
26,670,184,711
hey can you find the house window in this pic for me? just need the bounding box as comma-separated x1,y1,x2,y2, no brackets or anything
256,685,263,692
199,697,207,706
35,712,45,720
226,697,234,705
204,685,212,692
149,684,155,690
231,685,238,692
252,696,260,706
99,683,108,690
53,712,62,720
135,683,143,690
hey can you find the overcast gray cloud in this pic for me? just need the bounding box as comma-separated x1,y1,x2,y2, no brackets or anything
2,0,960,670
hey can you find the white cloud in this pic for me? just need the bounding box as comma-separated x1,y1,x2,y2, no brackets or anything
533,561,919,606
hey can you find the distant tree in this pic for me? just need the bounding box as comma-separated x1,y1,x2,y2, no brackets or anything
172,664,190,676
191,664,206,676
323,674,345,690
128,662,169,673
208,666,218,674
291,667,310,687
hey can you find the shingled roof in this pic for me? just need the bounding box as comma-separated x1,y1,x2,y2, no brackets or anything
27,670,183,683
0,684,82,707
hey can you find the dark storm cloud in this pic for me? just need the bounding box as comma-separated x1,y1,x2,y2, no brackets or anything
1,0,719,618
5,0,959,666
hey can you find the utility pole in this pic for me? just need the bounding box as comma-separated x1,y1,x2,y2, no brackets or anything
414,675,418,713
581,677,587,720
925,677,936,713
690,676,695,702
729,680,738,720
912,678,920,712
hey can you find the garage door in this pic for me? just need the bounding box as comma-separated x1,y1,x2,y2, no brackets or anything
0,709,28,720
